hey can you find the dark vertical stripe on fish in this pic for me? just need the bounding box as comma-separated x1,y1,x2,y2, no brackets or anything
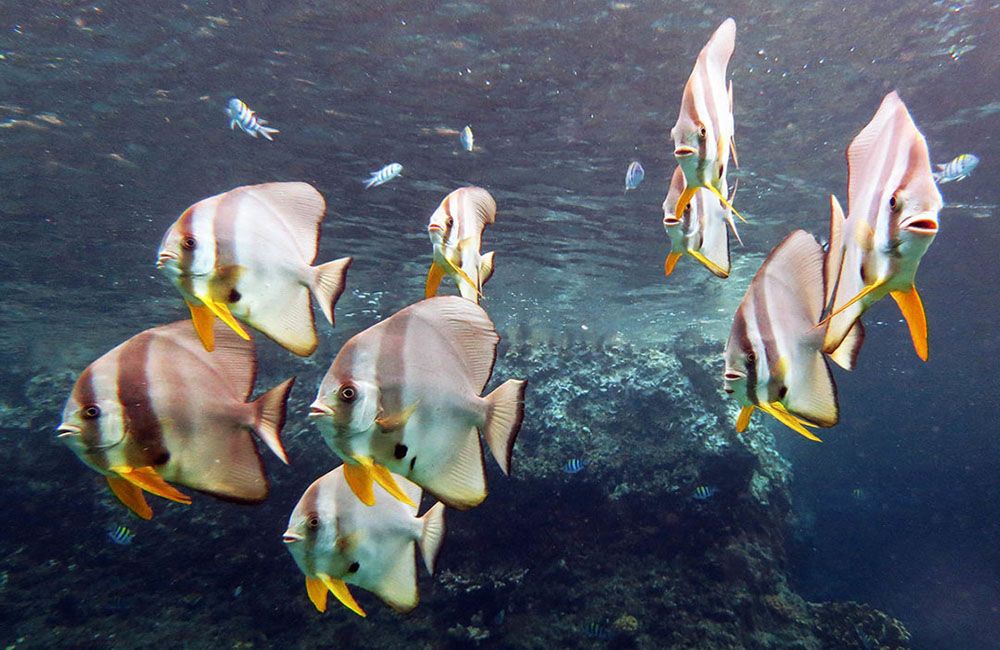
117,332,169,467
731,307,758,405
176,207,196,296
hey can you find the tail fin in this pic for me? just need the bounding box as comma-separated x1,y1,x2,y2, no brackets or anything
253,377,296,464
259,126,279,141
418,502,446,574
311,257,352,325
482,379,526,475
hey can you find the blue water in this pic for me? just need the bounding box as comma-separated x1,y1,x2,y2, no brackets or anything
0,1,997,648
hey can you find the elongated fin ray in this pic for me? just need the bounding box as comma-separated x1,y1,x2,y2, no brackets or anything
890,286,928,361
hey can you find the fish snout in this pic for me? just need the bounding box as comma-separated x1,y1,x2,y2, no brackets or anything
663,215,682,227
674,145,697,158
723,370,744,394
427,223,443,233
156,251,178,269
902,211,939,236
56,424,81,438
282,531,304,544
308,402,335,418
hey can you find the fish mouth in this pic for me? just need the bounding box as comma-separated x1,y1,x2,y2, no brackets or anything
674,146,697,158
282,532,303,544
56,424,82,438
156,251,178,270
902,213,939,235
308,403,335,418
427,224,443,233
663,216,682,227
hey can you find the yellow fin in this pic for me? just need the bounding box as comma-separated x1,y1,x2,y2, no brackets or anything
759,403,823,442
319,574,367,617
375,401,419,433
306,576,328,612
735,405,754,432
705,183,748,224
674,186,698,221
442,256,483,298
106,475,153,520
342,460,375,506
819,280,885,327
425,261,446,298
185,300,216,352
197,295,250,341
688,249,729,278
890,286,928,361
111,466,193,504
664,251,683,276
370,464,417,508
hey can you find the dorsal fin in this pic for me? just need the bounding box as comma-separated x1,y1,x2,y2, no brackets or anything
154,320,256,401
407,296,499,393
238,182,326,263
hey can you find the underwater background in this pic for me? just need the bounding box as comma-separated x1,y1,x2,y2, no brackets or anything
0,0,997,648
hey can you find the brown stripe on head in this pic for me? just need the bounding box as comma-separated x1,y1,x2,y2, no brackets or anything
729,306,758,404
117,332,171,467
213,189,241,271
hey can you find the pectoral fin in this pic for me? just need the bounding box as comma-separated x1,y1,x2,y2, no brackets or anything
319,573,367,617
196,295,250,341
735,405,754,432
425,261,446,298
375,402,419,432
185,300,217,352
890,286,928,361
106,475,153,520
342,461,376,506
306,576,329,612
111,465,192,504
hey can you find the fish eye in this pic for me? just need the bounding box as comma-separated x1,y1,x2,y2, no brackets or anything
446,217,453,228
889,194,902,212
338,384,357,403
307,514,320,530
181,236,197,251
698,125,707,138
82,405,101,419
746,352,756,363
348,561,360,573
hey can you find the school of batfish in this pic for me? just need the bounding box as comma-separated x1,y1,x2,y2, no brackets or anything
56,17,947,616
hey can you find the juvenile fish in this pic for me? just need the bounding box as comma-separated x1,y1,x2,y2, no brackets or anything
724,230,838,441
108,525,135,545
932,153,978,183
460,125,474,152
822,92,943,364
425,186,497,304
670,18,744,223
692,485,717,500
624,161,644,192
283,465,445,616
310,296,527,510
562,458,586,474
56,320,294,520
225,98,278,141
157,182,352,357
365,163,403,188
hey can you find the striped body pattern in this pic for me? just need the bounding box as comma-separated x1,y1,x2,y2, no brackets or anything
364,163,403,188
932,153,979,183
562,458,586,474
225,97,279,141
108,525,135,545
425,186,498,303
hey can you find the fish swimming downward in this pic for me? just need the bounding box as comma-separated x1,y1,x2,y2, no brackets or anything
724,230,839,440
425,186,497,304
284,465,445,617
56,320,294,520
309,296,527,510
932,153,978,184
670,18,744,223
365,163,403,189
822,91,943,363
225,98,279,141
157,182,352,357
662,166,740,278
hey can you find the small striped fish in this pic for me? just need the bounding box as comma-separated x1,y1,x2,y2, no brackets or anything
692,485,717,500
225,98,279,141
933,153,979,183
108,525,135,546
562,458,586,474
365,163,403,188
460,125,474,152
624,160,644,192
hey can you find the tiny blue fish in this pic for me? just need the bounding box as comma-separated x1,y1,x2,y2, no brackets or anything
460,125,474,152
692,485,717,500
225,98,279,141
563,458,586,474
933,153,978,183
365,162,403,189
624,160,645,192
108,525,135,546
583,621,615,640
851,487,866,500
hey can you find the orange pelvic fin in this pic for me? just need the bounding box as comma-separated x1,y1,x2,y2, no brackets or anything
425,261,446,298
664,252,683,276
306,576,328,613
342,460,376,506
319,573,367,617
735,405,754,432
106,475,153,520
890,286,928,361
111,465,192,505
185,300,216,352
